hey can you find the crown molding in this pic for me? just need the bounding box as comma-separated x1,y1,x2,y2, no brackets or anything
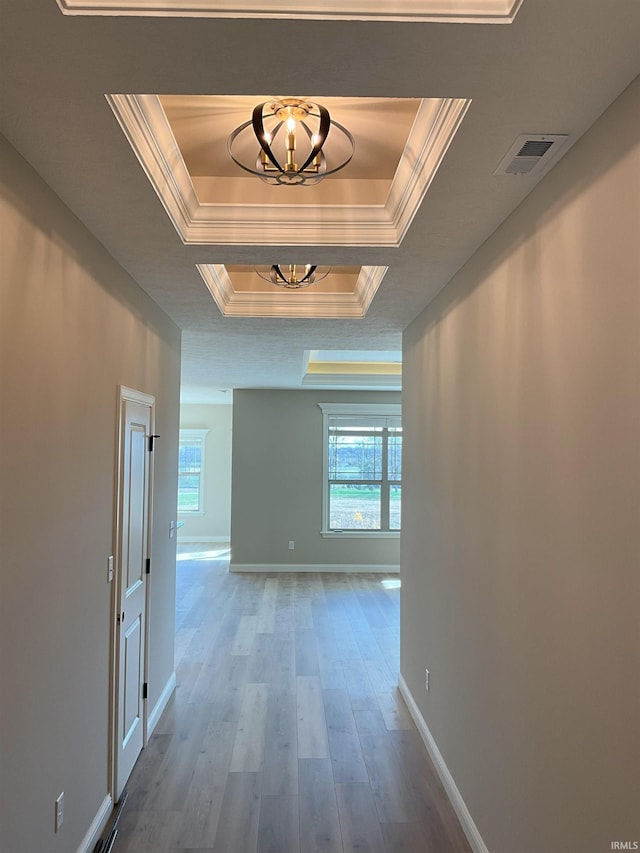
197,264,388,318
59,0,523,24
390,97,472,243
302,373,401,388
107,94,470,247
106,94,197,238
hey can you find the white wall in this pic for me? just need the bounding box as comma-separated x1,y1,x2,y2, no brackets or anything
178,403,232,541
401,78,640,853
231,389,401,569
0,136,181,853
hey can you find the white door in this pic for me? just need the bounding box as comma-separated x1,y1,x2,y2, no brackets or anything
114,390,154,799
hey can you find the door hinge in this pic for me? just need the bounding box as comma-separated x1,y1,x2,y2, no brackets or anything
148,434,160,452
145,557,151,575
142,682,148,700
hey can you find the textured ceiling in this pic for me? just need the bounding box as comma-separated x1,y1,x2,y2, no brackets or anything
1,0,639,401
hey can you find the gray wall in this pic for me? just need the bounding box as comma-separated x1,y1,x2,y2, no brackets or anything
231,389,401,568
178,403,232,541
401,78,640,853
0,137,182,853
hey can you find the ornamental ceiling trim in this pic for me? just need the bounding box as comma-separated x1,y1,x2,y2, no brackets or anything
198,264,388,318
58,0,523,23
107,94,471,248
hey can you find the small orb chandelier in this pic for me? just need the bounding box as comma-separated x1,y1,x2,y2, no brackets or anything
256,265,331,290
228,98,354,186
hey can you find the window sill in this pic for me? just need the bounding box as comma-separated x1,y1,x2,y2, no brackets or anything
320,530,400,539
178,510,205,517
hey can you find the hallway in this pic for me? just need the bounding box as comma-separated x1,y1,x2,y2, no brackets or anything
113,549,472,852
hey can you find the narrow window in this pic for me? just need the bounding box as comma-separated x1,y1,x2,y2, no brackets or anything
178,429,208,515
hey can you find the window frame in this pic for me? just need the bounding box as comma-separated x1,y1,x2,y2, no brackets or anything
318,402,401,538
177,428,208,516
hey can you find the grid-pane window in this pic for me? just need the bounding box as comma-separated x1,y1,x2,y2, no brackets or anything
390,484,401,530
330,483,382,530
388,430,402,481
329,429,383,481
178,429,208,514
320,405,401,533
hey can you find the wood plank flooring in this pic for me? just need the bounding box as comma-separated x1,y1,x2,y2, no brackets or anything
114,548,472,853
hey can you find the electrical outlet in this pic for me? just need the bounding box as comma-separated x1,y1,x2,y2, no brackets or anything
55,792,64,832
288,540,295,550
425,669,430,692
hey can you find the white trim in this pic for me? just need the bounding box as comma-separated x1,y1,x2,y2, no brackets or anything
318,402,402,534
105,94,470,247
143,397,156,752
119,385,155,407
391,98,471,245
58,0,523,24
177,535,230,543
318,402,401,417
147,672,176,737
320,530,400,539
230,563,400,574
75,794,113,853
198,264,388,319
303,373,401,389
398,674,490,853
111,386,155,801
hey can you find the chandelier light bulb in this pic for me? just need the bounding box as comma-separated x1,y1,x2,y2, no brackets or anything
228,98,355,186
255,264,331,289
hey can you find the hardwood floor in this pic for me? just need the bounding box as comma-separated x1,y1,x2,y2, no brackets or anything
113,548,472,853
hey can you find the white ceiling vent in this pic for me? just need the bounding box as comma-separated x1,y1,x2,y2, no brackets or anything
494,134,569,176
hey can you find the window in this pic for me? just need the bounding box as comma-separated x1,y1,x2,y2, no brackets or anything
318,403,401,536
178,429,208,514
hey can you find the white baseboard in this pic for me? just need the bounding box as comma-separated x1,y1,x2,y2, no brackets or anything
398,673,489,853
76,676,175,853
230,562,400,574
147,672,176,737
76,794,113,853
177,536,230,543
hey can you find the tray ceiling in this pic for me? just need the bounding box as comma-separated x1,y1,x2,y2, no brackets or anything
108,94,471,247
199,264,388,317
2,0,638,398
56,0,524,23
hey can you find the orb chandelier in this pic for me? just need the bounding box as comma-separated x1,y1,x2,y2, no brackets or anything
256,265,331,290
228,98,354,186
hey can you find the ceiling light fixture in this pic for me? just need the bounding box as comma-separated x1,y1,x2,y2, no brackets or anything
228,98,354,186
256,265,331,289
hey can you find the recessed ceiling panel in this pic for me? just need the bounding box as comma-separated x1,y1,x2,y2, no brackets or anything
198,264,388,317
108,93,471,246
229,266,359,293
302,350,402,389
58,0,523,23
162,95,419,186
